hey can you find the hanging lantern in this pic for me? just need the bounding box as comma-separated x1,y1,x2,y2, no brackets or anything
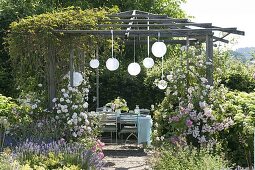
143,57,154,68
89,59,99,68
128,62,141,76
72,72,83,87
158,79,167,90
106,58,119,71
105,30,119,71
151,41,167,58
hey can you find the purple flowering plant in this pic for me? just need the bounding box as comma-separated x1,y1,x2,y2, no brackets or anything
13,139,105,169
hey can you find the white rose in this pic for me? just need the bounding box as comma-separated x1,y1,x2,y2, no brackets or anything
87,127,92,133
63,109,68,113
206,85,211,89
83,102,88,108
63,93,69,98
166,75,173,81
160,136,164,141
61,89,65,93
200,77,208,84
80,112,85,117
85,119,90,125
57,110,61,114
72,132,77,137
156,137,160,141
67,120,72,125
60,98,64,102
199,101,207,109
38,84,42,87
188,103,194,110
72,113,77,119
73,118,78,125
66,99,71,103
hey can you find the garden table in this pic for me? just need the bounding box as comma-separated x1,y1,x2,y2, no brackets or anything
89,111,152,145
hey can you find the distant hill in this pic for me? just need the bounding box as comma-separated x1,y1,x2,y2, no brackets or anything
230,47,255,62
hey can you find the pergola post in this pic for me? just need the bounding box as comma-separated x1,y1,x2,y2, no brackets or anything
206,34,214,85
70,48,74,87
48,42,56,109
96,46,100,108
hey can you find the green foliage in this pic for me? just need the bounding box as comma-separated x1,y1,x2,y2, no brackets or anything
6,7,117,104
219,91,255,168
0,152,22,170
221,58,255,92
152,145,230,170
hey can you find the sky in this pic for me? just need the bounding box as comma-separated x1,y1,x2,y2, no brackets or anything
181,0,255,50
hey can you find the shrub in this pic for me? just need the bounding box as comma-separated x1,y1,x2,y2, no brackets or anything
152,145,230,170
13,139,104,169
219,91,255,168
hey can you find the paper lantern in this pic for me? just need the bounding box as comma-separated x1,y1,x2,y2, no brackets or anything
143,57,154,68
106,58,119,71
158,79,167,89
89,59,99,68
128,62,141,76
152,42,167,58
72,72,83,87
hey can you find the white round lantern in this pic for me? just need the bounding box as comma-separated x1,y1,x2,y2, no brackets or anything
152,41,167,58
128,62,141,76
89,59,99,68
158,79,167,90
72,72,83,87
143,57,154,68
106,58,119,71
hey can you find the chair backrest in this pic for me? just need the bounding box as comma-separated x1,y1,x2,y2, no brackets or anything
119,113,138,126
101,112,117,123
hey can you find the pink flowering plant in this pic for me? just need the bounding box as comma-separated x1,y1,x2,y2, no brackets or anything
152,46,234,147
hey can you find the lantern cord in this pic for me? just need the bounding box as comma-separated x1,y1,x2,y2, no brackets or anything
147,36,150,57
161,56,164,79
133,36,136,62
147,18,150,57
158,32,160,41
111,30,114,58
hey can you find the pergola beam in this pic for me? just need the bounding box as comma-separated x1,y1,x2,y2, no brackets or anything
108,14,168,18
103,18,189,23
54,28,237,35
123,39,198,45
97,23,213,28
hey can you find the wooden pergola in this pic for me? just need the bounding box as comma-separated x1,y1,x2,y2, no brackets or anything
50,10,244,107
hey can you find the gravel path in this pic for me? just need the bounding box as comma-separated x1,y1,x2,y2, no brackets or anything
102,144,153,170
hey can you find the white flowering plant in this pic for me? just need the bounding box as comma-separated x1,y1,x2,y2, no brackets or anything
152,46,234,147
52,75,100,141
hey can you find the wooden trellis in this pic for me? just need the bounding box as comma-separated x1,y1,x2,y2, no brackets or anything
49,10,244,107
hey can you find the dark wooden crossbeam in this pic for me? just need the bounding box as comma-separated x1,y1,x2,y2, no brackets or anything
108,14,168,19
54,28,239,35
123,39,198,45
97,23,213,28
103,18,189,23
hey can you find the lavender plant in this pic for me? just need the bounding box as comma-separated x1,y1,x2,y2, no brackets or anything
13,139,104,169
